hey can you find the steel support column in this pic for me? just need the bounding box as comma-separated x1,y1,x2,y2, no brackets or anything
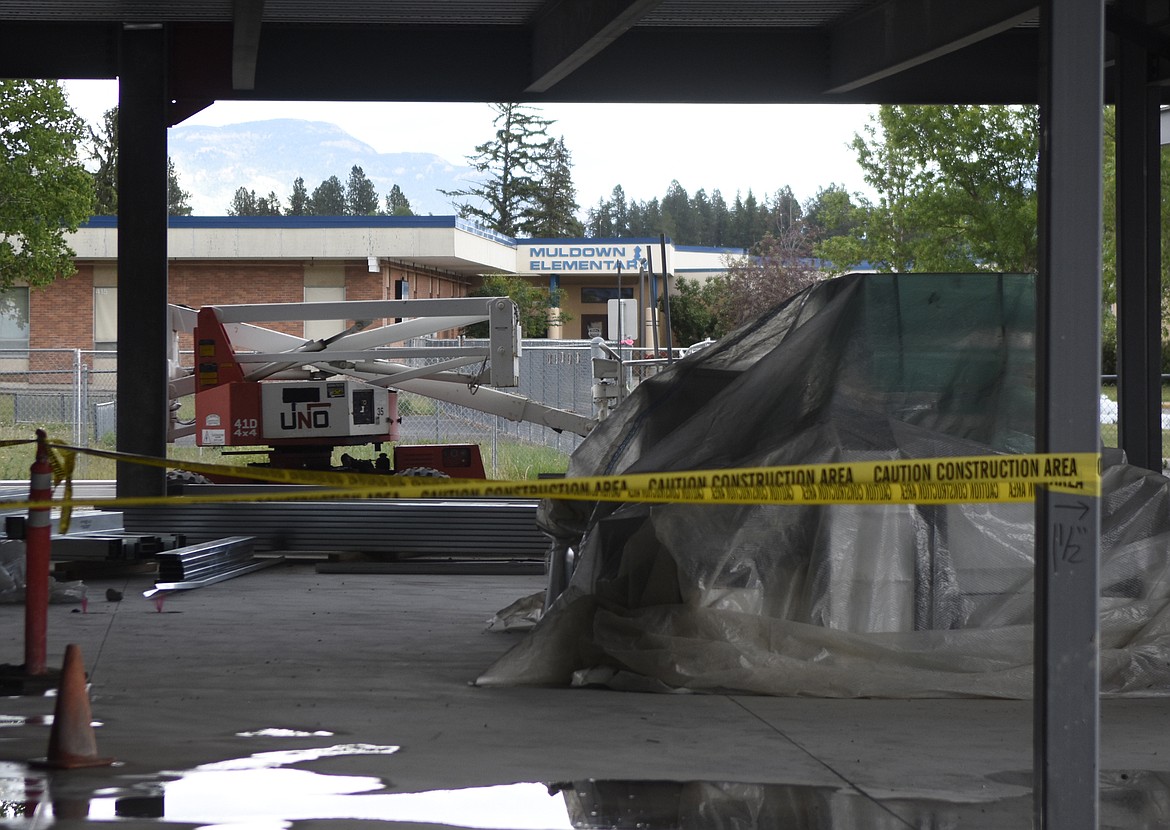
117,26,169,498
1116,0,1163,472
1035,1,1103,828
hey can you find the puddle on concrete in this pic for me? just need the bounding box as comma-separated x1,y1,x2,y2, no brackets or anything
0,714,103,729
2,753,1169,829
235,728,335,738
190,743,399,772
0,716,51,728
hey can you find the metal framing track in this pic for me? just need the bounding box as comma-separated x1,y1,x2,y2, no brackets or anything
123,490,549,557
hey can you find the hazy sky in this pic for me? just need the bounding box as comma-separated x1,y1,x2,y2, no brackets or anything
63,79,878,216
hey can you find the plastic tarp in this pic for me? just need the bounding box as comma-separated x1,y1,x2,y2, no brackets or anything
477,272,1170,698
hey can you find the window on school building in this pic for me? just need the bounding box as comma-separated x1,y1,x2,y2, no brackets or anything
94,287,118,350
304,264,346,340
580,287,634,305
93,264,117,350
0,287,29,349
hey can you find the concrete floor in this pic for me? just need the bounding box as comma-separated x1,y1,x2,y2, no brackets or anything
0,561,1167,829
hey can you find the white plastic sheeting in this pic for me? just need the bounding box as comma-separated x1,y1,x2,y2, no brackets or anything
478,273,1170,697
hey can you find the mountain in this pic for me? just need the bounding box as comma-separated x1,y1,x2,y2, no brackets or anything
167,119,478,217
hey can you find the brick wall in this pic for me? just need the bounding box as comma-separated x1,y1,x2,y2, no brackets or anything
171,262,305,336
413,270,469,300
38,258,475,356
396,266,471,339
30,265,94,351
346,264,385,302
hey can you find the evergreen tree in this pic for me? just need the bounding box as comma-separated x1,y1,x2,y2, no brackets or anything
384,184,413,216
0,79,93,288
728,193,748,246
443,102,555,236
167,157,193,216
227,187,258,216
585,181,828,249
230,188,282,216
709,190,730,246
527,137,583,237
308,175,346,215
622,200,641,236
626,200,645,236
86,105,191,217
345,165,380,215
89,107,117,215
256,191,282,216
608,185,629,236
287,177,308,216
586,197,613,237
639,198,663,237
691,189,713,246
728,190,765,248
661,180,691,243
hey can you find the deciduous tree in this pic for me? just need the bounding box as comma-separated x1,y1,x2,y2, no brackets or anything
718,229,819,330
666,276,725,345
816,105,1038,274
0,80,93,288
464,274,570,338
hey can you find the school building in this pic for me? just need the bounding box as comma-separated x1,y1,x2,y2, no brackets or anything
6,216,740,352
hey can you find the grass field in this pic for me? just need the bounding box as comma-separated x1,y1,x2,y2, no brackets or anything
3,384,1163,482
1098,383,1170,462
0,421,570,482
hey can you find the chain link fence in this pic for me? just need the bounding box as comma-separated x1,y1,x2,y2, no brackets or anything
394,339,595,472
0,343,599,478
0,349,117,453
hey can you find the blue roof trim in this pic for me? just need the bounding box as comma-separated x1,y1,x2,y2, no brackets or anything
675,244,746,255
516,236,672,245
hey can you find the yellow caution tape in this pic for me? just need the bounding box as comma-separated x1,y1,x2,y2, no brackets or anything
52,447,77,533
0,443,1100,512
47,442,399,488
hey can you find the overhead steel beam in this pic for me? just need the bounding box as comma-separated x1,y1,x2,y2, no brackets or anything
0,22,118,78
117,25,170,499
167,24,1039,105
1105,3,1170,84
526,0,663,93
232,0,264,90
1115,0,1164,473
1034,0,1103,827
828,0,1038,93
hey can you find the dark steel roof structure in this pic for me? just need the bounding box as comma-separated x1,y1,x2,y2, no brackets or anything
0,4,1155,828
0,0,1061,117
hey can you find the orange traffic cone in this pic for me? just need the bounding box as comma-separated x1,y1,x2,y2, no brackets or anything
36,644,114,769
